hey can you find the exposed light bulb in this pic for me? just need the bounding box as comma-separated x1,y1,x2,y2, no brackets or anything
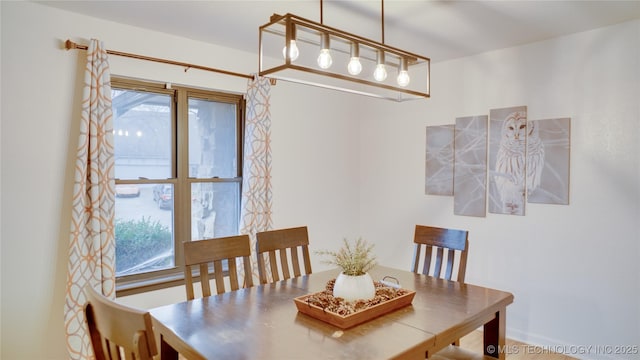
397,70,410,87
317,49,332,69
373,64,387,81
373,50,387,82
282,40,299,61
397,58,410,86
347,57,362,75
317,33,332,69
347,43,362,75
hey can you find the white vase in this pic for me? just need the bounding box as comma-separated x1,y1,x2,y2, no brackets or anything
333,272,376,302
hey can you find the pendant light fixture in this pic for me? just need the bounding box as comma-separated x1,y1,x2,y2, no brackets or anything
259,0,430,101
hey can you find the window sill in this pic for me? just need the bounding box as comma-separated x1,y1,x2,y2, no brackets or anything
116,266,230,297
116,272,186,297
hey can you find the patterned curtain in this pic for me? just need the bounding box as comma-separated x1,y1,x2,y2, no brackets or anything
64,39,115,360
240,76,273,283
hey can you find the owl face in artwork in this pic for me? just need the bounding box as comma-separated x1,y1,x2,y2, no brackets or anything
501,111,528,145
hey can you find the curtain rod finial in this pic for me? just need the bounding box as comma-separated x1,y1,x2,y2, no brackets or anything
65,39,76,50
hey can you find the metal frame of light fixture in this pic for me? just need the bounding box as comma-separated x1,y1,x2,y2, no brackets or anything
258,1,430,102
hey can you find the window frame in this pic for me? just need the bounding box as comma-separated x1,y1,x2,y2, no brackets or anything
111,77,245,296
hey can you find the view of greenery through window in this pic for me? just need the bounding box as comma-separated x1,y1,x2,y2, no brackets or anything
112,79,243,286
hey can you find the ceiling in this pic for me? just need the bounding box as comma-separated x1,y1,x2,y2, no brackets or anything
41,0,640,63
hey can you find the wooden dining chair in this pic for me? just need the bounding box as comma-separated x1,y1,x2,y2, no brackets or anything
256,226,312,284
183,234,254,300
412,225,469,283
84,285,157,360
412,225,483,359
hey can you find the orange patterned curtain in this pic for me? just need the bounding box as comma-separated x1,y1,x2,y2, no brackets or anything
64,39,115,360
240,76,273,283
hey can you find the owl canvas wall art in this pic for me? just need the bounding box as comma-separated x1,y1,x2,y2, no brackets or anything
425,107,569,217
489,106,535,215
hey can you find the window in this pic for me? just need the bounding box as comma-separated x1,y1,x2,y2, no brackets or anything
112,78,244,295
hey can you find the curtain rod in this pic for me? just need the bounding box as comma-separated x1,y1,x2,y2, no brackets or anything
65,39,256,80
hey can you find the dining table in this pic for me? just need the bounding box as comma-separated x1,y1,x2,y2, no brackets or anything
150,265,514,359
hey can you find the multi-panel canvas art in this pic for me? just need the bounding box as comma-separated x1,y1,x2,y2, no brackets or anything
425,125,454,196
425,105,570,217
454,116,488,217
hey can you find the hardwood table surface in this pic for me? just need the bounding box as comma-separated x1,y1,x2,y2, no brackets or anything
150,266,514,360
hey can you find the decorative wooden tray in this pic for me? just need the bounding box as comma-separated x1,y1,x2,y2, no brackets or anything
294,289,416,329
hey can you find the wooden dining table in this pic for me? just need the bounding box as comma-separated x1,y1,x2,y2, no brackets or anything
150,266,514,359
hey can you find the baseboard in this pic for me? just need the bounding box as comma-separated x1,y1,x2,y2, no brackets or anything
505,327,628,360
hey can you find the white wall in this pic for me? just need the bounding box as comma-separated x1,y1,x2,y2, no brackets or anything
0,2,360,358
359,20,640,360
1,1,638,359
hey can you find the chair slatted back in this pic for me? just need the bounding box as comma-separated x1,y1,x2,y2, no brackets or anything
183,234,254,300
412,225,469,283
84,285,157,360
256,226,312,284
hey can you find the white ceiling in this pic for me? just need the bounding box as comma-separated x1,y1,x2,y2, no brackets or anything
40,0,640,62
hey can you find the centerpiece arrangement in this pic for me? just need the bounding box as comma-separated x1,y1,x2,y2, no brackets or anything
293,238,415,329
315,237,377,302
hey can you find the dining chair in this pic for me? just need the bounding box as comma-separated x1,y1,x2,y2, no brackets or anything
183,234,254,300
412,225,481,359
84,285,157,360
412,224,469,283
256,226,312,284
